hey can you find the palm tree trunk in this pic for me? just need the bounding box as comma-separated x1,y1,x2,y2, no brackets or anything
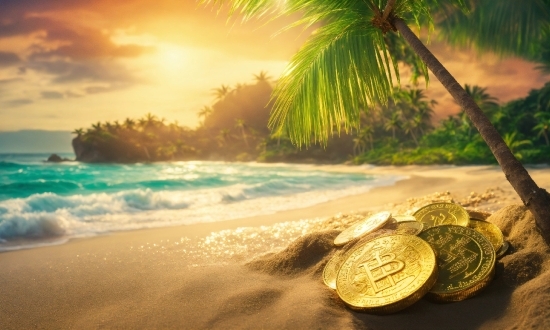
409,128,419,147
543,130,549,146
393,17,550,243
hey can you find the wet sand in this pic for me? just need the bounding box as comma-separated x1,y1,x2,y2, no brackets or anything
1,165,550,329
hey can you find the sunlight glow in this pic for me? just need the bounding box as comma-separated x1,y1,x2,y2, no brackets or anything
157,44,189,72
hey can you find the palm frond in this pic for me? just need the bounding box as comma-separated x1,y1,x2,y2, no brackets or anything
438,0,550,57
198,0,276,20
269,11,398,146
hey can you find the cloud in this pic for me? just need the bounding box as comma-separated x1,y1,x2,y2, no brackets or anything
0,52,21,67
0,78,23,85
29,60,139,84
41,91,64,99
4,98,33,107
84,85,118,94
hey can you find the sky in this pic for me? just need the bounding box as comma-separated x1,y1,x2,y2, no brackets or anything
0,0,548,132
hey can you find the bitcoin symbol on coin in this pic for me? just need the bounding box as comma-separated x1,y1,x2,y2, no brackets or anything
360,251,405,293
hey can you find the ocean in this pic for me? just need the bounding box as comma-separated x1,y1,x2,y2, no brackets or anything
0,153,402,251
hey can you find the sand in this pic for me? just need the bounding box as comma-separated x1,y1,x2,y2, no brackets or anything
1,165,550,329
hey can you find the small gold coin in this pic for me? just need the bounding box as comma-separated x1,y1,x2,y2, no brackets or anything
413,202,469,229
336,234,437,314
496,241,510,259
392,215,417,223
323,229,393,290
333,211,391,247
395,221,424,236
468,219,504,252
419,225,495,302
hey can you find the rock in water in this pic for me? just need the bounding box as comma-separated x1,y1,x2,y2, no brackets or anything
47,154,63,162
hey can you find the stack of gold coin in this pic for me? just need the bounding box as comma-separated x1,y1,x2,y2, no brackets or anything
418,225,496,302
323,202,503,312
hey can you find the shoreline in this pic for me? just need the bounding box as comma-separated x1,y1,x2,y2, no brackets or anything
2,164,550,329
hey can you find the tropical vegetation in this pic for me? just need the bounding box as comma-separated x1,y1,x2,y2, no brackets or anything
72,77,550,166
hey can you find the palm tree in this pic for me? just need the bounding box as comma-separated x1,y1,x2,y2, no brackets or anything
253,71,272,84
124,118,135,130
504,131,533,160
197,106,213,125
533,112,550,146
212,84,231,101
235,119,250,148
384,111,401,140
203,0,550,242
72,128,84,137
217,128,232,147
144,113,158,128
92,122,102,133
352,136,367,156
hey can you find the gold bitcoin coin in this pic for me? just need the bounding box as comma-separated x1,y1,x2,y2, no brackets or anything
395,221,424,236
323,229,394,290
333,211,391,247
392,215,417,223
496,241,510,259
413,202,469,229
468,219,504,252
336,234,437,314
419,225,495,302
466,209,492,221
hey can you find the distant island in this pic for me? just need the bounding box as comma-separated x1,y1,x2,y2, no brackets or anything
72,73,550,165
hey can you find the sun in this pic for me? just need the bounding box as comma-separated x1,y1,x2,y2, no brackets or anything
157,44,189,71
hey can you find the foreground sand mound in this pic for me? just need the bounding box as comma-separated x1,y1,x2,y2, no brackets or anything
246,230,340,277
486,205,550,329
242,204,550,329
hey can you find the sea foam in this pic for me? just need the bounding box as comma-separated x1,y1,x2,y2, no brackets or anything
0,158,404,250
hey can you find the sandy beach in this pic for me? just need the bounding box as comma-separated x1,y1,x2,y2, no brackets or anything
1,165,550,329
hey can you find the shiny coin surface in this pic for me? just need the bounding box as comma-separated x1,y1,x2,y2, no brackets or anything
496,241,510,259
419,225,495,302
392,215,417,223
382,218,399,231
469,219,504,252
323,229,394,290
413,202,469,229
395,221,424,236
336,234,437,314
466,209,492,221
334,211,391,247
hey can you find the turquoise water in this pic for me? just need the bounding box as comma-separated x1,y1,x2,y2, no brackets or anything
0,153,400,251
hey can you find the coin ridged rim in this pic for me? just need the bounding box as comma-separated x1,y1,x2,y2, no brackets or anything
468,219,504,252
419,225,496,302
426,265,495,302
336,234,438,314
496,241,510,259
413,202,469,229
392,215,417,223
333,211,391,246
323,251,343,290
